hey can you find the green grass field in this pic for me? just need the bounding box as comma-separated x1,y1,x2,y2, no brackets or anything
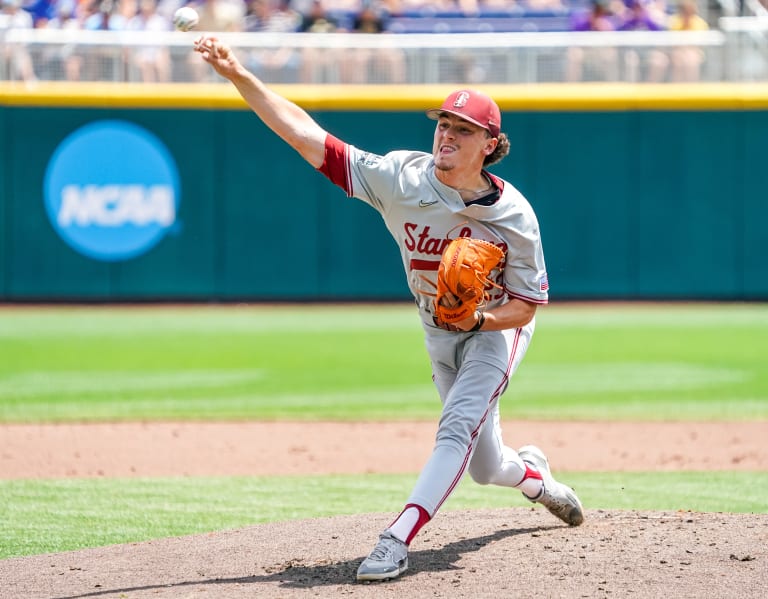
1,302,766,559
1,302,766,422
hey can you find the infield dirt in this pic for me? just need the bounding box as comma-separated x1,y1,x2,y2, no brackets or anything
1,420,766,598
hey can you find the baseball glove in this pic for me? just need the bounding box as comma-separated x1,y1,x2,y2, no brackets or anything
429,237,505,324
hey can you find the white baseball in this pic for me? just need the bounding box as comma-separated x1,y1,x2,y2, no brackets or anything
173,6,199,32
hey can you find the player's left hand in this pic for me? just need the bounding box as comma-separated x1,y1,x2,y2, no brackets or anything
452,310,482,332
439,291,460,309
436,292,465,330
430,237,504,327
436,293,481,331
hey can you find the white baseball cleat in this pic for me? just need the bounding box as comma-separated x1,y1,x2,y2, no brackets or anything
519,445,584,526
356,530,409,581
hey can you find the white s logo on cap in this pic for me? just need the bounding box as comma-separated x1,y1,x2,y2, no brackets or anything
453,92,470,108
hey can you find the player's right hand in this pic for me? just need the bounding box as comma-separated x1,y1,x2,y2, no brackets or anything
194,36,240,77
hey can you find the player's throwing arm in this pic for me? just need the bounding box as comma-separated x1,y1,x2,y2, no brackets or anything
193,36,327,168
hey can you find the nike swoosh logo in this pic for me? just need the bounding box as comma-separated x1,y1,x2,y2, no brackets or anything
419,199,438,207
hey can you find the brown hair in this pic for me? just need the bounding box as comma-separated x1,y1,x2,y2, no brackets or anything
484,132,510,167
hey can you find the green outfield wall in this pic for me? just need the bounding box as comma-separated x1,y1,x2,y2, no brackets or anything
1,82,767,301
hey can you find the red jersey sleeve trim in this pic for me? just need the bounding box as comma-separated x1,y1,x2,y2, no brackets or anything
318,134,353,196
506,289,549,305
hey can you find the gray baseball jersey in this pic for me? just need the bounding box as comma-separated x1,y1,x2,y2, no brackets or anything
319,134,548,515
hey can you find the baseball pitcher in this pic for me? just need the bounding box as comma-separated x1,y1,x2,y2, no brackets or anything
194,36,584,583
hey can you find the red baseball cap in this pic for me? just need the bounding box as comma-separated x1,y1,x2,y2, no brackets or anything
426,89,501,138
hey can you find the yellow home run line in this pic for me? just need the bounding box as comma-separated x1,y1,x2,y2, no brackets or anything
3,82,768,111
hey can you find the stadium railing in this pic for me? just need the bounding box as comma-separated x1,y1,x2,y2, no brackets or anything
0,27,741,84
719,16,768,81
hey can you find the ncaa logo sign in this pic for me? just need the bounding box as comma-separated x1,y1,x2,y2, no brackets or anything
44,120,180,262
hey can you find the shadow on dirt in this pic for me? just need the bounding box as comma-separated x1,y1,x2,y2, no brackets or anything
49,524,554,598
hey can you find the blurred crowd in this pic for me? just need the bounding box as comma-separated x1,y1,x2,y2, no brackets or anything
1,0,572,34
0,0,715,83
566,0,711,82
0,0,712,31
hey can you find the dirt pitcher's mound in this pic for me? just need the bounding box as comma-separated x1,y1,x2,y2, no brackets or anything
2,508,766,599
2,421,766,599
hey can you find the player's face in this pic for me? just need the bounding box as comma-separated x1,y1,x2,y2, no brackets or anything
432,114,492,173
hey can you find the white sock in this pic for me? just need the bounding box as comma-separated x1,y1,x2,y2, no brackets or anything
518,476,544,499
516,462,544,499
388,506,421,543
